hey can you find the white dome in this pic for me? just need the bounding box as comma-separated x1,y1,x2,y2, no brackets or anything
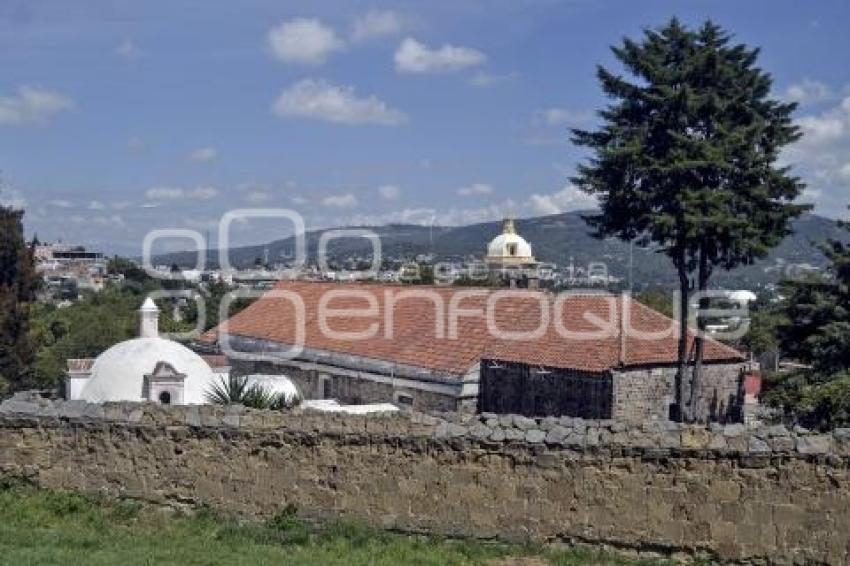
79,337,216,404
243,374,301,403
487,233,533,259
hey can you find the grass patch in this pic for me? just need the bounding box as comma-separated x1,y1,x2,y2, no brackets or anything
0,480,670,565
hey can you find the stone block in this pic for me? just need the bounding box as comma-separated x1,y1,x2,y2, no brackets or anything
747,437,771,453
82,404,104,419
0,401,40,415
525,429,546,443
765,424,790,437
469,423,492,440
768,436,794,452
57,400,87,419
489,428,506,442
723,423,745,437
544,426,569,445
795,434,832,455
512,415,537,430
503,427,525,442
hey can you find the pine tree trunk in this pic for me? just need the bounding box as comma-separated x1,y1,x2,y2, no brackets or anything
675,254,691,422
690,246,710,422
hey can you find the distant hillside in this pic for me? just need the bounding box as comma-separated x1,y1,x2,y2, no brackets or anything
157,212,846,290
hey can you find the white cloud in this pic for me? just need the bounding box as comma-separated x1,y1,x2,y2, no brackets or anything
394,37,486,73
291,196,309,205
92,214,125,227
115,39,142,59
783,79,833,105
797,113,845,146
468,71,518,87
272,79,408,126
0,86,74,126
245,190,272,204
335,200,516,228
145,187,183,200
145,186,219,200
111,200,132,210
351,10,406,42
88,200,106,210
534,107,593,127
377,184,400,200
457,183,494,196
190,186,219,200
47,199,74,208
528,184,596,215
267,18,344,65
187,146,217,162
127,137,145,151
322,193,358,208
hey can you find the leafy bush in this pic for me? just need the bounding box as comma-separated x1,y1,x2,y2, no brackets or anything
763,370,850,430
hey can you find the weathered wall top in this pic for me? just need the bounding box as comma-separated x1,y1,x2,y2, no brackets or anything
3,391,850,563
2,392,847,462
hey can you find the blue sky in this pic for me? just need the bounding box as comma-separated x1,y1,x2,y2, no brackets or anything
1,0,849,254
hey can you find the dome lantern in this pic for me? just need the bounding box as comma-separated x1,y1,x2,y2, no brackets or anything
139,297,160,338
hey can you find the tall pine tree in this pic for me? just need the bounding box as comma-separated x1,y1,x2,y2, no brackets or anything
0,206,39,394
572,19,808,421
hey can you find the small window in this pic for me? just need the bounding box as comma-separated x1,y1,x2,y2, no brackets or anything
395,393,414,407
507,243,517,256
319,375,332,399
158,391,172,405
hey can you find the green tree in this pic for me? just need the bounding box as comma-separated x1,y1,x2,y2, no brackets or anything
754,219,850,429
572,19,808,420
107,255,150,284
0,206,39,394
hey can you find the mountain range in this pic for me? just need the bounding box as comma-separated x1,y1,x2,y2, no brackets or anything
157,211,846,290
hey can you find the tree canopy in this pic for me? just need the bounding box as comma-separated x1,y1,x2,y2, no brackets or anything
572,18,809,420
0,206,39,394
762,220,850,429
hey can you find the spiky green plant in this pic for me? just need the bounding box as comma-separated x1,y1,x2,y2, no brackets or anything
205,375,253,406
205,375,300,410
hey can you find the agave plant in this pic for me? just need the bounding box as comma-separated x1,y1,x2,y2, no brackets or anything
205,375,253,405
205,375,301,410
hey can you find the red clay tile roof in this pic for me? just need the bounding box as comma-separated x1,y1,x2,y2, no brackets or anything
201,281,743,376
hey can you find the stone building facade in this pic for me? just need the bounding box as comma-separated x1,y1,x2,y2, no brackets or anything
479,359,748,422
202,281,749,422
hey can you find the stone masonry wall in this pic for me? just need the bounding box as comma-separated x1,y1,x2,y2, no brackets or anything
1,394,849,564
613,362,747,424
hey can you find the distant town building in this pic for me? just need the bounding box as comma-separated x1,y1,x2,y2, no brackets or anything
35,243,108,299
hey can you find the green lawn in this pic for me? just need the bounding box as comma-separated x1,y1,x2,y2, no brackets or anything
0,479,667,566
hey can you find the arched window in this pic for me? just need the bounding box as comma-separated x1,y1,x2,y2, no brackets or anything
158,390,172,405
